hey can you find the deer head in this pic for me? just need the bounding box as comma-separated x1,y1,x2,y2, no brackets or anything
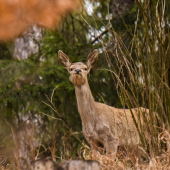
58,50,98,86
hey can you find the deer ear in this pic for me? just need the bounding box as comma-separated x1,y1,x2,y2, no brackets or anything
58,50,72,69
86,49,98,69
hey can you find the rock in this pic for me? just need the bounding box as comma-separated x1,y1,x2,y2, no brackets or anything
60,160,100,170
30,157,63,170
31,158,100,170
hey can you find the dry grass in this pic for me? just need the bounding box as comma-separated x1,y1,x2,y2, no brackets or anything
1,92,170,169
82,133,170,170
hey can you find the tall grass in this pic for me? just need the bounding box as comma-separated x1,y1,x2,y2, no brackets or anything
105,0,170,158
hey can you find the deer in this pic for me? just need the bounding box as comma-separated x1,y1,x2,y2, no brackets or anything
58,49,149,158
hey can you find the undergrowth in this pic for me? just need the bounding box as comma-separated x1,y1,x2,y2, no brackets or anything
1,0,170,169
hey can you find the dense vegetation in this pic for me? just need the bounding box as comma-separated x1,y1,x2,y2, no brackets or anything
1,0,170,169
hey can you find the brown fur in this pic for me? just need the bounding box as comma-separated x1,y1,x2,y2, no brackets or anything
58,50,149,157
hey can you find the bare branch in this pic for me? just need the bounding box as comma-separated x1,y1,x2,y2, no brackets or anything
91,30,108,45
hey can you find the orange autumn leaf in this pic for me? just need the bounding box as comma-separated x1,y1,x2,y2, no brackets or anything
0,0,80,40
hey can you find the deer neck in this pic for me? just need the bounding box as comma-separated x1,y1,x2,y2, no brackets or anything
75,82,97,122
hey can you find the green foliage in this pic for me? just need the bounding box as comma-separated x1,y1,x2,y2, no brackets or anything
0,42,13,60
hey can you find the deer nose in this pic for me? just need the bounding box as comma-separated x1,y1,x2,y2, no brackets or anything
75,69,81,74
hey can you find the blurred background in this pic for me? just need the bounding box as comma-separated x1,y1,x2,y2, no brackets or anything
0,0,170,169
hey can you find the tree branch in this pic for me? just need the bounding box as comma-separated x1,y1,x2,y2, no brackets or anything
91,29,108,45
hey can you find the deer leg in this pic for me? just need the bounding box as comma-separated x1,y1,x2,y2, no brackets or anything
98,126,119,158
104,136,119,158
83,132,101,159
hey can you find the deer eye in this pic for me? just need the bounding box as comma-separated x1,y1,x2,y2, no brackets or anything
70,68,73,71
84,68,87,71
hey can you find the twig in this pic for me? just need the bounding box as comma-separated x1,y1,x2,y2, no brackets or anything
39,111,61,121
42,90,84,145
91,29,108,45
5,119,21,169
